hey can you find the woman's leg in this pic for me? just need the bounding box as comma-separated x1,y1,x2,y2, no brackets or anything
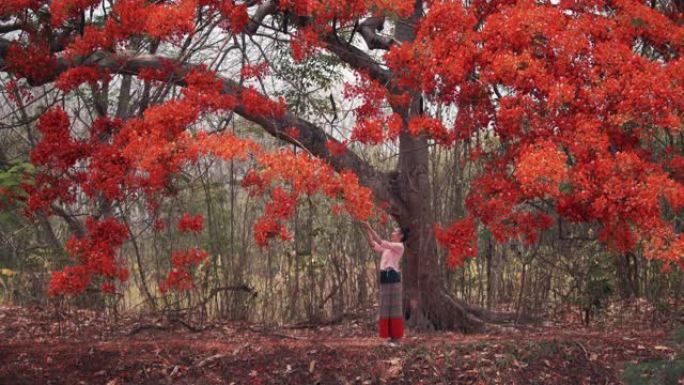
379,318,390,338
379,280,391,338
387,279,404,341
389,318,404,340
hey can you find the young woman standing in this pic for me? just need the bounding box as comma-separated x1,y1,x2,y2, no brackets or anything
363,222,408,346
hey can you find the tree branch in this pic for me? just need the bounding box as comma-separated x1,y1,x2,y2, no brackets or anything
246,0,278,34
0,40,391,203
357,17,396,51
241,4,393,87
0,23,23,34
320,31,392,86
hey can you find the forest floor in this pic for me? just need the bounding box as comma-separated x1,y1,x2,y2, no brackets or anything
0,304,682,385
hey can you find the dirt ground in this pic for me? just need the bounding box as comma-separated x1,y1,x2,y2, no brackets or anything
0,304,680,384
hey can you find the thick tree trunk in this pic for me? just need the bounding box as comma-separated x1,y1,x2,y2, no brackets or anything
386,0,495,333
391,129,487,333
614,252,640,300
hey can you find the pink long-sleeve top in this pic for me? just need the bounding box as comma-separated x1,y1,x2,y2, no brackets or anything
372,240,404,271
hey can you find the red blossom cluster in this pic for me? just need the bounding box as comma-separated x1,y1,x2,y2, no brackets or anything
240,87,286,118
82,142,130,201
25,108,86,214
0,0,39,16
55,67,108,92
240,62,270,80
137,60,177,83
50,0,100,26
435,218,478,268
5,42,57,84
47,266,92,297
143,0,197,39
407,116,453,146
216,2,249,33
278,0,413,25
183,67,238,112
253,216,292,246
29,108,85,173
159,268,194,293
344,74,394,144
386,0,477,99
159,248,209,293
177,213,204,233
290,27,320,62
428,0,684,268
326,139,348,156
240,150,375,247
514,140,568,199
48,217,129,296
66,26,113,58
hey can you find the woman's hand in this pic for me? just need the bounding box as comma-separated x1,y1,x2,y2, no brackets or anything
363,221,383,244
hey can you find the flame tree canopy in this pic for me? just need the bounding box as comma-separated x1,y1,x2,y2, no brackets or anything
2,0,684,326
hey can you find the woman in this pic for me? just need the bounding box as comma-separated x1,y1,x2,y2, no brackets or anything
363,222,408,346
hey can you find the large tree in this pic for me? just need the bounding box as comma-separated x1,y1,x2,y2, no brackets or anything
2,0,684,332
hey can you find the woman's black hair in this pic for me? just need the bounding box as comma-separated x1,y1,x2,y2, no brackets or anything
400,227,410,243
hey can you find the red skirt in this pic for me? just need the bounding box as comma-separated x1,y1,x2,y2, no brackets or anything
379,271,404,339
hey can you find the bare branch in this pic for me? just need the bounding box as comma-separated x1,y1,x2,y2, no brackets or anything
0,23,23,34
241,6,393,87
358,17,396,51
246,0,278,34
321,31,392,86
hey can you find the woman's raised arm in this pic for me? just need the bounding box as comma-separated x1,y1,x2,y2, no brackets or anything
363,222,384,243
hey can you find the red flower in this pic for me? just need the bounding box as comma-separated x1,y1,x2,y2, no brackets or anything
435,217,478,268
177,213,204,233
326,139,348,156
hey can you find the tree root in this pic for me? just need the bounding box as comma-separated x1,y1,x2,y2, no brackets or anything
407,290,539,334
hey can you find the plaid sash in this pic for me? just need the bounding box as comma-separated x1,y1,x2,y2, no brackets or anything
379,269,402,319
